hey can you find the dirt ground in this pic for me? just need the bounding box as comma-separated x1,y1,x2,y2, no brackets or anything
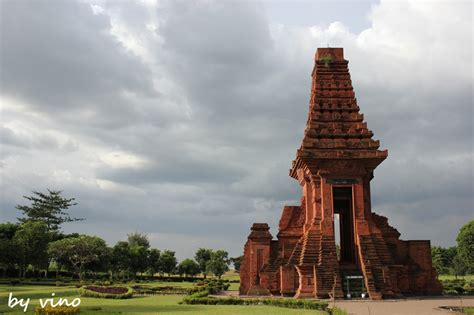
335,296,474,315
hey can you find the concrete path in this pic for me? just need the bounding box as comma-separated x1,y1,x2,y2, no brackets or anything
221,291,473,315
335,297,474,315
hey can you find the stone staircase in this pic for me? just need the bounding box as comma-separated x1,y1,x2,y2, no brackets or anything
358,235,396,299
300,228,322,265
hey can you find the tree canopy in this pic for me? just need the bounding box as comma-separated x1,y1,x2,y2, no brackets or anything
16,190,81,230
159,250,177,276
13,221,50,275
127,232,150,249
206,250,229,279
48,235,107,280
456,220,474,273
177,258,200,277
195,248,213,278
230,256,242,272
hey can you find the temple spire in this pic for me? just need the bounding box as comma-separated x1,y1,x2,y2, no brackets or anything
290,47,387,179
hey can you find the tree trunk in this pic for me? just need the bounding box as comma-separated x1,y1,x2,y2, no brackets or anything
46,260,50,278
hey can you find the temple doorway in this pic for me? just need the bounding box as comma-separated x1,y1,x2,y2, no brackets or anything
333,187,355,264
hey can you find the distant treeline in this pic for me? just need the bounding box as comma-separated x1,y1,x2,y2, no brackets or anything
431,220,473,277
0,190,242,280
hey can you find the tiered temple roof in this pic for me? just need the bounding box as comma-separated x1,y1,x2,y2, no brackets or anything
290,48,387,179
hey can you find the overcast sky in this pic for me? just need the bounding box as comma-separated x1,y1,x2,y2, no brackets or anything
0,0,472,260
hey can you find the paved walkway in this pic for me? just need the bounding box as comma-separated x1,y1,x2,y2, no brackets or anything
335,297,474,315
223,292,473,315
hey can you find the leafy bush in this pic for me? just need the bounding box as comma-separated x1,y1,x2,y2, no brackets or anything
464,283,474,295
441,278,474,296
330,306,348,315
190,290,210,298
35,306,80,315
181,296,328,311
79,286,133,299
196,279,230,293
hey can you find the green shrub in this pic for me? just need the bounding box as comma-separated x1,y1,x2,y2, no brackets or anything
198,279,230,294
35,306,80,315
463,283,474,295
331,306,349,315
440,278,474,295
191,290,210,298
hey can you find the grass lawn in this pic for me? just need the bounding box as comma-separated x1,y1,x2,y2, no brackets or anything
464,307,474,315
0,284,328,315
221,270,240,282
221,270,240,290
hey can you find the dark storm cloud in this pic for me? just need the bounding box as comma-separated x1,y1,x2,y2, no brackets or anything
0,0,157,129
0,0,472,259
98,159,247,184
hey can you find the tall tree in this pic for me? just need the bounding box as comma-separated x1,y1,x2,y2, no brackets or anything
177,259,200,277
47,235,107,280
451,254,468,278
147,248,161,276
128,243,149,277
110,241,132,279
206,250,229,279
229,256,243,272
13,221,50,277
195,248,213,278
16,190,81,230
159,250,177,276
0,223,20,276
127,232,150,249
432,246,457,275
456,220,474,273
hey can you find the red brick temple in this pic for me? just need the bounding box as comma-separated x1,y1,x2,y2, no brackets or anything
240,48,442,299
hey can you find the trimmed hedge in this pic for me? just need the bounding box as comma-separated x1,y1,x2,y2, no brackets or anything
132,285,194,295
79,286,133,299
441,279,474,295
35,306,80,315
181,296,329,311
196,279,230,293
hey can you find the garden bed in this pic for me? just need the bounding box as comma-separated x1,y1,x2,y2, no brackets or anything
79,285,133,299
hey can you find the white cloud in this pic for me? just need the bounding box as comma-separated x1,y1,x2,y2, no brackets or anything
100,151,149,169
